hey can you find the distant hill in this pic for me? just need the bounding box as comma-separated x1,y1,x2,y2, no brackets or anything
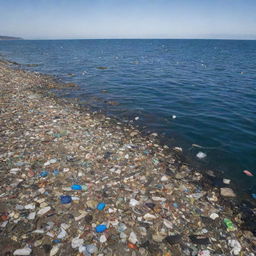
0,35,23,40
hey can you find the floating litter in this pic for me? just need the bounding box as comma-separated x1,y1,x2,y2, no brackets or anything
196,152,207,159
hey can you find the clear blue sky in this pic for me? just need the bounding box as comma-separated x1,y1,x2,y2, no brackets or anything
0,0,256,39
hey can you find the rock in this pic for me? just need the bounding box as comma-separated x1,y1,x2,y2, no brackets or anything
220,188,236,197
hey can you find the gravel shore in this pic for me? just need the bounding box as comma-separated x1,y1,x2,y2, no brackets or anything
0,60,255,256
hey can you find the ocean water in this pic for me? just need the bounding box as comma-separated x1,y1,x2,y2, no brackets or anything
0,39,255,195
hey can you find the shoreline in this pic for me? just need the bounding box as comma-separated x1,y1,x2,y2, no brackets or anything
0,59,255,255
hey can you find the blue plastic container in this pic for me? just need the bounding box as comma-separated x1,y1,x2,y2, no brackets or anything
71,184,82,190
95,224,107,233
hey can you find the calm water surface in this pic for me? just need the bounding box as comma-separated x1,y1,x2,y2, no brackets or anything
0,39,255,194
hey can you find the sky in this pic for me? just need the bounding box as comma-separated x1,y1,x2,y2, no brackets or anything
0,0,256,39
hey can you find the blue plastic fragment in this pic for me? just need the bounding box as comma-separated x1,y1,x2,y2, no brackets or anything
95,224,107,233
252,193,256,199
40,171,48,177
97,202,106,211
60,195,72,204
53,239,61,244
53,169,59,175
71,184,82,190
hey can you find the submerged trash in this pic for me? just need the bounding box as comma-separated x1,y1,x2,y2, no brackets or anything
196,152,207,159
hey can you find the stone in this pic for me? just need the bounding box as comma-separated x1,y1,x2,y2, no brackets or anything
220,188,236,197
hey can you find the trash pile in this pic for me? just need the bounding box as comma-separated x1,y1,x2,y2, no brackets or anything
0,59,255,255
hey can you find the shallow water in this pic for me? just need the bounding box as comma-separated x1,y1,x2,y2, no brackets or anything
0,39,255,194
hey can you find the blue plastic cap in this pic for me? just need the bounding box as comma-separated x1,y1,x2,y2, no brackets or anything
97,202,106,211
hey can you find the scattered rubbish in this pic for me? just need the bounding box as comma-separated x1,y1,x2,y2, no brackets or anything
243,170,254,176
95,225,107,233
224,218,236,231
0,59,254,255
196,152,207,159
60,195,72,204
97,202,106,211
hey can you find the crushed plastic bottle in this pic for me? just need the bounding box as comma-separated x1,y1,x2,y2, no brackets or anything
224,218,236,231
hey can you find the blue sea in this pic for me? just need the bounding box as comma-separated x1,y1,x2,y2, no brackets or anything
0,39,255,195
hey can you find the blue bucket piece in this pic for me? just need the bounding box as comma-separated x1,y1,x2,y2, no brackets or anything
97,202,106,211
40,171,48,177
252,193,256,199
71,184,82,190
95,224,107,233
60,195,72,204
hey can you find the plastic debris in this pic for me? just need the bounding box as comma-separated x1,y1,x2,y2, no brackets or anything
224,218,236,231
40,171,48,177
97,202,106,211
95,225,107,233
0,59,254,255
228,239,242,255
209,213,219,220
243,170,254,176
71,184,82,190
196,152,207,159
60,195,72,204
13,247,32,255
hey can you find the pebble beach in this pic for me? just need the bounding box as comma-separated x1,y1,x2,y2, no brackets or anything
0,59,255,255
